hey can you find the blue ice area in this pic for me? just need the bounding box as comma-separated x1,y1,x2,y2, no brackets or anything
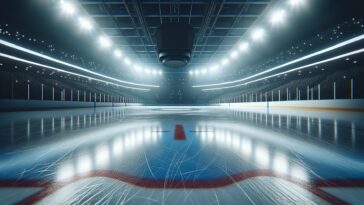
0,106,363,183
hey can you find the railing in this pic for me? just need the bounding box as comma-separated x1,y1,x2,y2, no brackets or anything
3,80,141,104
214,79,358,103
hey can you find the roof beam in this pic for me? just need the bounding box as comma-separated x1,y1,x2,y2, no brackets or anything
90,13,260,18
80,0,270,5
101,26,249,30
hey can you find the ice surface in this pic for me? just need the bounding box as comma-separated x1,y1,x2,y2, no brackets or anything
0,106,363,204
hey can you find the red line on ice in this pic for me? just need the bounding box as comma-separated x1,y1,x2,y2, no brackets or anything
174,124,186,140
2,170,363,205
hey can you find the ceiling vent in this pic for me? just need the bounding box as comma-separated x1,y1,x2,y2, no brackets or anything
156,23,194,68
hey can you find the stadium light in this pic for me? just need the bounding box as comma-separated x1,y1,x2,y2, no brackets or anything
239,42,249,51
210,65,219,72
123,57,131,65
78,17,93,31
251,28,265,41
113,49,122,58
270,9,286,25
230,50,238,59
221,58,229,66
98,36,111,48
133,64,142,72
0,39,159,87
60,0,76,16
0,52,150,91
289,0,304,7
193,34,364,88
202,49,364,91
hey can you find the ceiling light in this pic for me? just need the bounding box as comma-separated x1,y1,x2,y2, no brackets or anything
289,0,304,7
145,69,151,74
189,70,193,75
251,28,265,42
202,49,364,91
195,70,200,75
0,39,159,87
221,58,229,66
0,52,151,91
78,17,92,31
60,1,76,16
113,49,122,58
152,70,157,75
270,9,286,25
239,42,249,51
123,57,131,65
98,36,111,48
230,50,238,59
210,65,219,72
133,64,141,71
158,70,163,75
201,69,207,74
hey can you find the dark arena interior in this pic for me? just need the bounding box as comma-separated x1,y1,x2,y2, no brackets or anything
0,0,364,204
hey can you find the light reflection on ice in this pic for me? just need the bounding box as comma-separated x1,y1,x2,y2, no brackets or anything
77,152,92,175
241,137,252,158
290,165,308,181
55,123,162,181
255,144,270,168
57,161,74,181
95,143,110,168
196,122,309,182
273,152,289,175
112,137,123,158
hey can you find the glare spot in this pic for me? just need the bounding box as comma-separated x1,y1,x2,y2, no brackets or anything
251,28,265,42
95,144,110,168
255,144,269,167
270,9,286,25
57,161,74,181
77,153,92,175
98,36,111,48
78,17,93,31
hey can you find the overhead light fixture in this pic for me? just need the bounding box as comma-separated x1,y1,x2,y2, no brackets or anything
123,57,131,65
98,36,111,48
239,42,249,51
288,0,304,7
210,65,219,72
195,70,200,75
0,52,151,91
158,70,163,75
230,50,238,59
113,49,122,58
60,0,76,16
78,17,93,31
189,70,193,75
202,49,364,91
201,69,207,74
0,39,159,87
251,28,265,42
193,34,364,88
270,9,286,25
133,64,141,72
221,58,229,66
152,70,157,75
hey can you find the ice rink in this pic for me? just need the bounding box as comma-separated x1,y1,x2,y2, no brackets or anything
0,106,363,205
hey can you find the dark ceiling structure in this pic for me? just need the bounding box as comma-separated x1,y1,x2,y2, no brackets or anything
79,0,271,69
0,0,363,104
